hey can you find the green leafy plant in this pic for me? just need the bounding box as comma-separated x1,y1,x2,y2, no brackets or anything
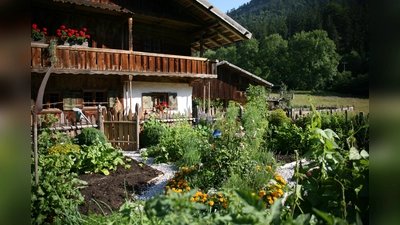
73,137,125,175
31,116,87,224
287,101,369,224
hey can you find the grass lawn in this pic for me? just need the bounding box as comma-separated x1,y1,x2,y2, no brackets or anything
270,91,369,115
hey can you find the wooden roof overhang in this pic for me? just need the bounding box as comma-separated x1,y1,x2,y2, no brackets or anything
42,0,252,52
217,61,274,87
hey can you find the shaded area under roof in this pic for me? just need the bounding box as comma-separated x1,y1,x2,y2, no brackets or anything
48,0,252,52
217,61,274,87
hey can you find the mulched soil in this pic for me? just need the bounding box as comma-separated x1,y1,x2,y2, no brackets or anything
77,154,295,216
77,156,163,215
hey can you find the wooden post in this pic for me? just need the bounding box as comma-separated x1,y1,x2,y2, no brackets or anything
345,110,348,123
208,81,211,117
98,104,104,133
128,17,133,51
203,81,205,113
135,103,140,150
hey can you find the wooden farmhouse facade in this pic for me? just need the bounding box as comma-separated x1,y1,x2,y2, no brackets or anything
31,0,252,121
192,61,273,107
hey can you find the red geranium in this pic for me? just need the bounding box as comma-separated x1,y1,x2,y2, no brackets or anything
31,24,47,41
57,25,90,44
154,102,169,111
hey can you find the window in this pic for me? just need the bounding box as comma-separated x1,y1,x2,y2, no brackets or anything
83,91,106,106
142,92,177,110
143,38,161,52
36,92,61,109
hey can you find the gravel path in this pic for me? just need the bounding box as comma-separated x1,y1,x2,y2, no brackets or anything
123,150,177,201
123,150,309,201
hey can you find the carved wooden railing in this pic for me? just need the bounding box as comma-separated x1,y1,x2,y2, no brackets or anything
31,43,217,76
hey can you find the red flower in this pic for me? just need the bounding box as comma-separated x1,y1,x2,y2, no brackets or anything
32,24,37,29
43,31,47,35
86,34,90,39
36,28,40,32
82,27,87,32
60,25,66,29
68,33,73,37
42,28,47,31
76,33,80,37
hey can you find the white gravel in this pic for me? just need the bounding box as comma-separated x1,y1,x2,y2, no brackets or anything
123,150,309,201
123,150,177,201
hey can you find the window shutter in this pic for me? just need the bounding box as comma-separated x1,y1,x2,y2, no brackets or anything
63,91,82,110
142,93,152,110
168,92,178,110
107,90,118,107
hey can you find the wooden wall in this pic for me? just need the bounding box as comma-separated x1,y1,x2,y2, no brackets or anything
192,66,248,107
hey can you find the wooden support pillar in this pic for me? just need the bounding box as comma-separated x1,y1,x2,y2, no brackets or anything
128,17,133,51
208,81,211,116
98,104,104,133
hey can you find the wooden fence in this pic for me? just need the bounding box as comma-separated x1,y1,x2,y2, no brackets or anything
101,105,139,151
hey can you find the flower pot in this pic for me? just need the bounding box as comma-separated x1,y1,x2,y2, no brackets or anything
63,41,88,47
31,38,46,44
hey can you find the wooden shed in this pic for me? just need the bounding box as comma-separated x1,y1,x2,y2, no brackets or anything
192,60,273,107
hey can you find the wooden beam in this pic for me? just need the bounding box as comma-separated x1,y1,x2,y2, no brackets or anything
128,17,133,51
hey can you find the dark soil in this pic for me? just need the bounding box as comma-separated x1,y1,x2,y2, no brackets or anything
78,157,163,215
77,154,295,216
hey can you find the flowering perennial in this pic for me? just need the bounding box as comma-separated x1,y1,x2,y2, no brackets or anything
57,25,90,44
155,102,168,111
31,24,47,41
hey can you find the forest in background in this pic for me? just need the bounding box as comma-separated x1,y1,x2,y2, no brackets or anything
202,0,369,97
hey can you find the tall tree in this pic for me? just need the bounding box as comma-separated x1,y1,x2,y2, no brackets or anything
286,30,340,90
258,34,288,83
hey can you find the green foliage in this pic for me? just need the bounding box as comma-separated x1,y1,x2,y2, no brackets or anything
77,127,107,146
147,120,206,164
140,115,168,148
268,109,292,127
31,119,87,224
286,104,369,224
73,138,125,175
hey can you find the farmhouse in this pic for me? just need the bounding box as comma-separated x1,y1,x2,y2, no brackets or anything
31,0,252,121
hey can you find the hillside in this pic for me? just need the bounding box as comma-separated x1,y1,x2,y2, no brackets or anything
204,0,369,96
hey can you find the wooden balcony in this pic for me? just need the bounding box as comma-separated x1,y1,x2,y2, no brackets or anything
31,43,217,79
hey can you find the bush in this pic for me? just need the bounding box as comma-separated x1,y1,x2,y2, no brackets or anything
268,109,291,127
140,115,168,148
32,122,86,224
77,127,107,146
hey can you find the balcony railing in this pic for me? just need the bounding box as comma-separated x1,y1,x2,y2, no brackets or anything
31,43,217,77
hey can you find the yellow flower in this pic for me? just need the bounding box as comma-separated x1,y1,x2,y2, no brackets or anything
266,165,272,170
259,190,266,197
195,196,200,202
256,165,261,171
186,187,191,191
219,198,224,202
251,193,256,197
208,200,214,206
191,165,195,169
190,197,195,202
274,183,282,189
217,193,223,197
223,203,228,209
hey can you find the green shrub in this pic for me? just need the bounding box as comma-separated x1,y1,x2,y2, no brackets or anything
32,119,87,224
140,115,168,148
268,109,292,127
77,127,107,146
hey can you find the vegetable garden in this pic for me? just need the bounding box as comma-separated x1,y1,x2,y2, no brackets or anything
31,85,369,224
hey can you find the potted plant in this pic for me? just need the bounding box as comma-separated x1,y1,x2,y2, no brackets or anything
154,102,168,113
56,25,90,46
31,24,47,42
